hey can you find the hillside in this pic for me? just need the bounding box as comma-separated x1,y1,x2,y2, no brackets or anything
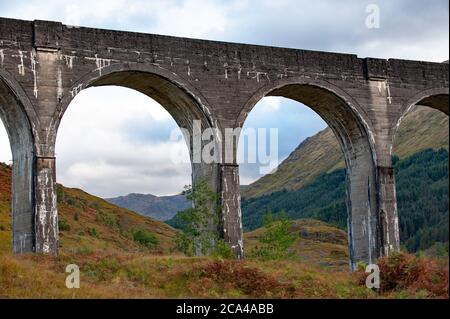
0,163,447,298
245,219,349,267
0,163,177,254
106,193,191,221
243,106,449,198
241,148,449,252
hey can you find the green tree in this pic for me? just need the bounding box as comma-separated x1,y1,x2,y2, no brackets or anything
173,180,232,258
250,211,297,260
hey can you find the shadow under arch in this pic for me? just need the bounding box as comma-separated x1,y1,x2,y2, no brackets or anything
237,77,381,269
0,69,36,253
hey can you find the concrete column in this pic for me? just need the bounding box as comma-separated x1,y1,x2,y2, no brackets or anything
345,154,379,270
34,156,58,255
365,78,401,260
219,163,243,259
377,166,400,256
11,148,35,253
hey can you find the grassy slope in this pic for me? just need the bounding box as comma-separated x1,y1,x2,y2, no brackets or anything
243,106,449,198
245,219,349,268
0,163,177,255
0,164,374,298
0,162,447,298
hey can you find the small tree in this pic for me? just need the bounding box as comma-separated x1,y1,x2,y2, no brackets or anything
174,180,232,258
250,210,296,260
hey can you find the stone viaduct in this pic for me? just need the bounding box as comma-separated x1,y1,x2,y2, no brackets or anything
0,17,448,269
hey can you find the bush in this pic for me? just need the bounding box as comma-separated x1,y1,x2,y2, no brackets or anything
133,230,159,249
89,228,98,237
357,252,449,298
212,239,235,259
189,260,294,297
58,219,71,231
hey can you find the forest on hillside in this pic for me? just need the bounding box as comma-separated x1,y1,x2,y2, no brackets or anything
240,148,449,252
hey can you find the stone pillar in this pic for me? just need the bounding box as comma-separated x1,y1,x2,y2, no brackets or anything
365,75,401,261
345,153,379,270
34,156,58,255
219,163,243,259
377,166,400,256
11,148,35,253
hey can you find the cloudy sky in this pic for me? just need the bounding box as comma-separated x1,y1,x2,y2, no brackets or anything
0,0,448,197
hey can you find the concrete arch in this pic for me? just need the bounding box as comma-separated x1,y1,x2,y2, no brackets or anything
54,62,219,147
0,69,36,253
236,77,381,268
55,62,222,182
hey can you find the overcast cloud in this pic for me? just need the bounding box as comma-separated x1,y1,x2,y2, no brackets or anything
0,0,448,197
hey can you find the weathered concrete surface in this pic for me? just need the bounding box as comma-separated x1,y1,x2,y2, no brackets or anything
0,17,448,268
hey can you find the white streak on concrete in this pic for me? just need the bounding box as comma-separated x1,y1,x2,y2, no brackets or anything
30,50,38,98
386,81,392,104
63,55,75,69
17,50,25,76
56,68,63,101
0,49,4,66
70,83,83,98
224,63,228,79
85,54,118,76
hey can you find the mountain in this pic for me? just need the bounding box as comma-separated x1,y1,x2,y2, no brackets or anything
243,106,449,198
106,193,191,221
0,163,177,254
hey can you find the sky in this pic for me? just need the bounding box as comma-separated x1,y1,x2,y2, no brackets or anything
0,0,448,197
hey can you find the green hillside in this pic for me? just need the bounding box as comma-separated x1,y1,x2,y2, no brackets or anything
241,148,449,252
0,162,177,254
243,106,449,198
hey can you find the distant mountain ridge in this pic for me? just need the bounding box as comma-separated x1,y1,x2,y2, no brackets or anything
106,193,191,221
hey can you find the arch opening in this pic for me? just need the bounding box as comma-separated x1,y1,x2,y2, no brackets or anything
54,69,221,253
0,75,35,254
238,82,378,269
392,100,449,254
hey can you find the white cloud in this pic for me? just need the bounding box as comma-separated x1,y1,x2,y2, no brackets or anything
55,86,191,197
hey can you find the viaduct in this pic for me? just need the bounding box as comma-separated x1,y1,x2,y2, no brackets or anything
0,17,448,269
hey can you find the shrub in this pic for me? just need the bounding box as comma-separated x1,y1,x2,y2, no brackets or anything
212,239,235,259
56,185,65,203
89,228,98,237
357,252,449,298
58,219,71,231
133,230,159,249
190,260,294,297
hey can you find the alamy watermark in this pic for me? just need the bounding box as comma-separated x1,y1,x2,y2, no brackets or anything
365,4,381,29
65,264,80,289
365,263,380,289
169,120,279,174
